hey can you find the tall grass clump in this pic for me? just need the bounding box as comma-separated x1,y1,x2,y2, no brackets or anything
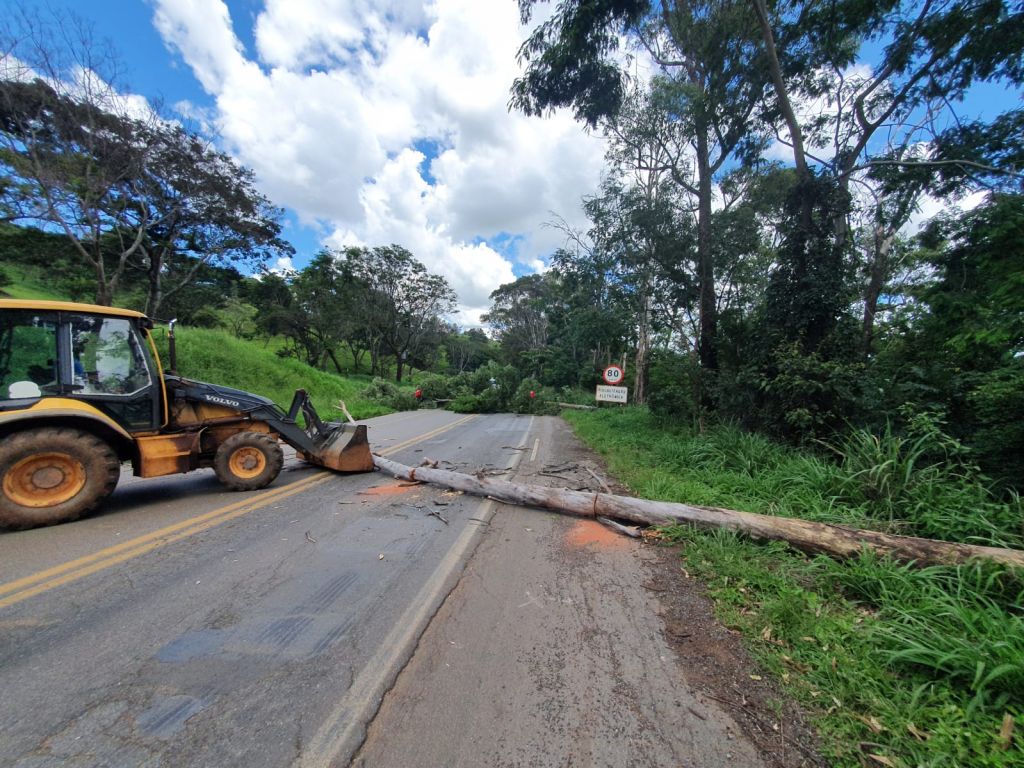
828,411,1023,546
564,407,1024,767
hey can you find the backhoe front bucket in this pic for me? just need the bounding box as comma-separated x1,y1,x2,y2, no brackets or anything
304,423,375,473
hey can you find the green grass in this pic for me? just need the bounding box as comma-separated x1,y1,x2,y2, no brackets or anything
565,407,1024,767
151,326,394,421
0,260,73,301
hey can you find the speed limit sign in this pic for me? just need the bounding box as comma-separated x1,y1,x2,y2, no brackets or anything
602,365,624,385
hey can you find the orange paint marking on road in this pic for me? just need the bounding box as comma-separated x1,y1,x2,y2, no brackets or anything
565,518,630,550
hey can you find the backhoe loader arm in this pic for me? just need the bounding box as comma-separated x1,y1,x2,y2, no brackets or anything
166,377,374,474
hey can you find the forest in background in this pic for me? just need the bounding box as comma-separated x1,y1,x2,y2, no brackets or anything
487,0,1024,491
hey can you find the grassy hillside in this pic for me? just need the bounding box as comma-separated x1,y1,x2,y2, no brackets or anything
0,261,74,301
151,327,393,420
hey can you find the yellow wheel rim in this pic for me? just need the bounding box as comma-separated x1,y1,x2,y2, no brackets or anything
228,447,266,480
3,453,87,508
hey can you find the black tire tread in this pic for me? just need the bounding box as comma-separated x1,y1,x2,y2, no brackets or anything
213,432,284,491
0,427,120,530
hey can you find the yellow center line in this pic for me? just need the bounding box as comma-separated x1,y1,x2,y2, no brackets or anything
0,473,334,609
0,414,477,610
0,472,328,599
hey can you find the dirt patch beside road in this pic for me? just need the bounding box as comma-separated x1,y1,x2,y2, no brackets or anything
647,544,825,767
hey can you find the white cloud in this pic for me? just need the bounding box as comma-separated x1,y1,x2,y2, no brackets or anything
151,0,605,322
902,189,988,236
0,54,36,83
270,256,295,274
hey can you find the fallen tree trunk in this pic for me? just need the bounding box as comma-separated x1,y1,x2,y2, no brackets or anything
372,455,1024,568
557,402,596,410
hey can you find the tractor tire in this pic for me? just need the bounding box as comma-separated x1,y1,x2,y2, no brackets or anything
213,432,284,491
0,428,120,530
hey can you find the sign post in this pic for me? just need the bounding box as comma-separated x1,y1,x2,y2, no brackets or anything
597,365,628,404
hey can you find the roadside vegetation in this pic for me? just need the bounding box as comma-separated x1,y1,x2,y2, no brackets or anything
568,406,1023,767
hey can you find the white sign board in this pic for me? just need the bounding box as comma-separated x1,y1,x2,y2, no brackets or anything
596,385,628,403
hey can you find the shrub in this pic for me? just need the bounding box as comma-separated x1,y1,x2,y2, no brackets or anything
646,349,699,425
755,341,867,442
510,378,536,413
414,373,454,401
969,362,1024,489
829,410,1023,545
362,377,418,411
443,361,520,413
190,307,223,329
510,378,559,414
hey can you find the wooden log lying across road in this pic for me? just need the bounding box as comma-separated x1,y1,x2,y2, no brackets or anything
372,454,1024,568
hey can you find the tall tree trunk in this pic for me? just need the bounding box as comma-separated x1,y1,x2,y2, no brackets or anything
696,126,717,378
369,342,380,377
145,247,163,318
349,345,365,374
326,348,345,375
94,277,112,306
751,0,809,183
633,286,651,405
862,223,894,354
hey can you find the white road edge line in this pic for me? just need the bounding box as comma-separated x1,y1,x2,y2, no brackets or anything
297,415,536,768
530,437,540,463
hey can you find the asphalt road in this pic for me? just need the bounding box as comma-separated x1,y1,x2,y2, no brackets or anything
1,410,765,768
0,410,535,768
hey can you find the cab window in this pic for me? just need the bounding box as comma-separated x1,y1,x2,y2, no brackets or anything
0,311,58,400
69,315,152,396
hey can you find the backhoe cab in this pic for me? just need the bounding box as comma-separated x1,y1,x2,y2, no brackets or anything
0,300,374,530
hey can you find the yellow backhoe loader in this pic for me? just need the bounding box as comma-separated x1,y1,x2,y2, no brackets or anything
0,299,374,529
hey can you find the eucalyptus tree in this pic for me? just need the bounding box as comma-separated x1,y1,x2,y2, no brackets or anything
443,327,494,374
595,86,696,402
483,272,558,377
514,0,770,380
751,0,1024,351
578,170,691,403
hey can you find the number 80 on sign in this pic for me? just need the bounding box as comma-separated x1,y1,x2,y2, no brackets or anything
602,365,624,385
